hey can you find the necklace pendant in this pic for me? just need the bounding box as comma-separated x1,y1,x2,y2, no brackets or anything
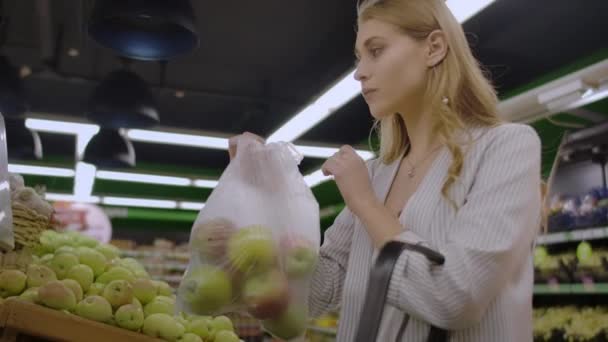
407,168,415,178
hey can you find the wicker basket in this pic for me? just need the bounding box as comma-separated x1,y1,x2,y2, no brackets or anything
11,202,53,250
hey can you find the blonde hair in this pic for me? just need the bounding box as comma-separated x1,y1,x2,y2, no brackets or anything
359,0,501,202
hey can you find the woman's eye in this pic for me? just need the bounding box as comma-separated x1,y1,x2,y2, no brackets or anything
370,47,383,57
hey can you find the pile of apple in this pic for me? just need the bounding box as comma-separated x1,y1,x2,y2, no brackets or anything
0,230,240,342
181,220,318,340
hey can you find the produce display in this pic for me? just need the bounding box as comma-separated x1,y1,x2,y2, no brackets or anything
534,306,608,341
177,136,321,340
534,244,608,284
548,188,608,232
0,230,239,342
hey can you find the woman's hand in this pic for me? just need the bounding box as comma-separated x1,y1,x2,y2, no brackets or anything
228,132,265,160
321,145,378,216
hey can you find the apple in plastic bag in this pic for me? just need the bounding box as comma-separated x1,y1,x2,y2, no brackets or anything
0,270,27,298
178,265,232,314
283,238,318,278
263,304,308,340
191,218,236,262
227,225,276,273
75,295,113,322
242,269,289,319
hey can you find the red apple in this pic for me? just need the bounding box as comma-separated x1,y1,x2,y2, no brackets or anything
242,270,289,319
191,218,236,263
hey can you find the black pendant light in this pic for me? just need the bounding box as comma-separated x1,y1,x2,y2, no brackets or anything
4,118,42,160
88,0,199,61
0,56,27,118
83,129,135,168
87,69,159,129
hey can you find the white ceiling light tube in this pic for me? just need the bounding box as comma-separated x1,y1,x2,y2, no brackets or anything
267,70,359,143
25,118,100,136
126,129,229,149
192,179,219,188
74,162,97,200
96,170,192,186
45,193,101,204
103,196,178,209
294,145,375,160
8,164,75,177
304,169,333,188
178,201,206,210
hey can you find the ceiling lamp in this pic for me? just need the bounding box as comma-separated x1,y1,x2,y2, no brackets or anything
0,56,27,118
87,69,159,128
83,129,135,168
88,0,199,61
4,118,42,160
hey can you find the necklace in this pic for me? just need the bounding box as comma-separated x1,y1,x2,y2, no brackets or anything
404,145,443,178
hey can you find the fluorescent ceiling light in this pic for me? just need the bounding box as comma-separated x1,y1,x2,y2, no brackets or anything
25,118,100,136
294,145,375,160
267,70,359,143
178,201,205,210
103,196,178,209
8,164,75,177
304,169,333,187
74,162,97,199
192,179,219,188
446,0,496,23
97,170,192,186
46,193,100,204
127,129,229,149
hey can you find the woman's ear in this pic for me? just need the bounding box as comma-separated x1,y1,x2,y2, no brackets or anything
425,30,448,67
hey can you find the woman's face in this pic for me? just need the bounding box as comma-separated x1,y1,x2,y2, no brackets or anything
354,19,429,120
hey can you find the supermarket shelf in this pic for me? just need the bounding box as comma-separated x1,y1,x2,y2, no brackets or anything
536,227,608,245
308,325,337,335
534,283,608,295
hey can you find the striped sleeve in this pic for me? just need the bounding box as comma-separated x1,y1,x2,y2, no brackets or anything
309,206,355,318
386,125,541,329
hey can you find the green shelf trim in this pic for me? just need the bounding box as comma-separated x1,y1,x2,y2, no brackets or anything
120,207,198,222
534,284,608,295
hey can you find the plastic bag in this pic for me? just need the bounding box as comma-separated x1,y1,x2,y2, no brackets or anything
177,135,320,340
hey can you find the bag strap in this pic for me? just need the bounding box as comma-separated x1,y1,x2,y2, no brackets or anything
354,240,449,342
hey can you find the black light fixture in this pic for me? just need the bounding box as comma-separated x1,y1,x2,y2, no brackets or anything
86,69,159,129
0,56,27,118
88,0,199,61
83,129,135,168
4,117,42,160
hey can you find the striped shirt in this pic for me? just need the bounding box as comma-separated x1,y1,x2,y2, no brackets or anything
309,123,541,341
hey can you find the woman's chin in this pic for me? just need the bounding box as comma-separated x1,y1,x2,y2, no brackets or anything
368,105,393,120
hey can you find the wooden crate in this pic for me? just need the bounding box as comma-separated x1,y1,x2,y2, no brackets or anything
0,299,163,342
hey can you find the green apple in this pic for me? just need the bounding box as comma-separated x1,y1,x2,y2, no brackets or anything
40,254,54,266
19,287,39,303
155,295,175,305
186,317,210,339
38,280,77,311
95,244,121,261
143,313,185,341
61,279,83,302
0,269,27,298
132,297,143,309
144,297,175,316
262,305,307,340
179,333,203,342
227,225,276,273
49,253,80,279
75,295,113,323
175,315,189,328
209,316,234,335
39,230,69,252
214,331,240,342
117,258,147,275
284,245,318,277
76,247,107,277
242,269,289,319
87,283,105,296
96,267,135,284
154,280,173,296
65,264,94,292
102,280,134,309
26,264,57,288
55,246,76,255
132,278,157,305
190,218,236,263
177,266,232,315
115,304,145,331
75,234,99,248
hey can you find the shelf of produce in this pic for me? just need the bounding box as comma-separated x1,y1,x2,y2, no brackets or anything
0,299,162,342
536,227,608,245
534,283,608,295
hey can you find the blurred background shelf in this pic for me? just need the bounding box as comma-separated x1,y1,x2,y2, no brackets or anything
537,227,608,245
534,283,608,295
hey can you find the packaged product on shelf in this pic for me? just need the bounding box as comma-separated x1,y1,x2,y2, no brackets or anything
177,135,320,340
534,247,575,284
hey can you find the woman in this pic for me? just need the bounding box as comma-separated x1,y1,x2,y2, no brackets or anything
231,0,541,340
